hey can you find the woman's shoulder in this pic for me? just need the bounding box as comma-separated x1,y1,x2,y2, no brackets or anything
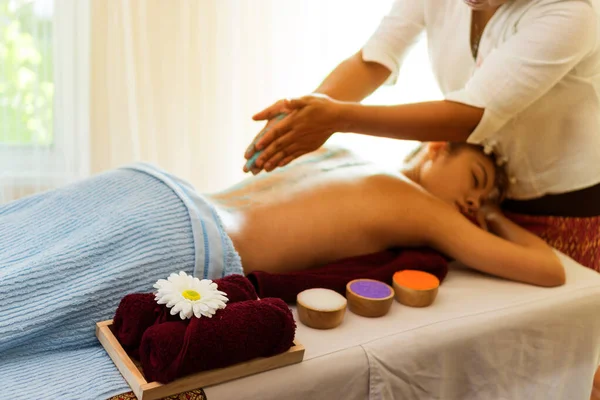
363,171,454,215
362,171,464,248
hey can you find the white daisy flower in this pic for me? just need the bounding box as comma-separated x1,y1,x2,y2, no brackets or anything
153,271,229,320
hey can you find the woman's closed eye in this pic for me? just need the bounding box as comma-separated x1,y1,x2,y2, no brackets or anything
472,171,480,188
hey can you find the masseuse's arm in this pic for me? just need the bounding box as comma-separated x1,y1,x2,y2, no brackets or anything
338,100,483,142
312,0,428,101
312,51,392,102
250,97,483,171
425,204,565,288
271,0,425,106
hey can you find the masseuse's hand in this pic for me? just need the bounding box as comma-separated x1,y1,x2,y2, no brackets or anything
243,103,292,174
244,94,345,173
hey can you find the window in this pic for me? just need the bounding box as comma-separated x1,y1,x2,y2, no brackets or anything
1,0,53,145
0,0,89,195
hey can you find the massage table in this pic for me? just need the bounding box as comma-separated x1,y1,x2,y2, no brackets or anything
198,252,600,400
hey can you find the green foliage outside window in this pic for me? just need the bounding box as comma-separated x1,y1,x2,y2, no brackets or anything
0,0,53,145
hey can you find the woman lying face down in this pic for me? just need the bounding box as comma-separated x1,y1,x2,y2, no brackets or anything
221,141,562,287
0,139,566,400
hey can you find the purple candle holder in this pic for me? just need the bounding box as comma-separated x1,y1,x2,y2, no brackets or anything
349,280,392,299
346,279,395,318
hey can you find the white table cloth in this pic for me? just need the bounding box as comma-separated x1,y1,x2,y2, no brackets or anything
205,252,600,400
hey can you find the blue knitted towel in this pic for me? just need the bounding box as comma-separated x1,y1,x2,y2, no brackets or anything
0,166,241,399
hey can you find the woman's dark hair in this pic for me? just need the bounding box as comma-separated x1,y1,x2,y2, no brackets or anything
404,142,509,203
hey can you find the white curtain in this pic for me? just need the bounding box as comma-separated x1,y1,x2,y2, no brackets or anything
91,0,443,193
2,0,442,202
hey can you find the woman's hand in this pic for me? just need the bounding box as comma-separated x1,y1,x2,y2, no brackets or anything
243,94,346,173
243,108,291,174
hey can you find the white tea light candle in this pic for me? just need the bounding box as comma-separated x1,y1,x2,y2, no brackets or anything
296,288,347,329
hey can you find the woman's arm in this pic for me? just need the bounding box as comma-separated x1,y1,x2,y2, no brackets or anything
313,51,392,102
338,100,484,142
423,203,565,287
249,97,483,171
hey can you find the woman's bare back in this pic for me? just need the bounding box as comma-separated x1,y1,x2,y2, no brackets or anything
207,148,437,274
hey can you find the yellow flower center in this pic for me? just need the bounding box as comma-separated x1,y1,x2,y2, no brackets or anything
182,289,201,301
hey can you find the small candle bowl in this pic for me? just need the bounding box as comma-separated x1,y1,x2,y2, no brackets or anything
346,279,395,318
392,270,440,307
297,288,347,329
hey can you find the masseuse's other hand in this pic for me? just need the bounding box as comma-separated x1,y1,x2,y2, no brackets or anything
246,94,344,172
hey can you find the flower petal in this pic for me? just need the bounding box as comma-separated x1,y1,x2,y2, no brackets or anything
153,279,169,289
200,309,212,318
213,300,227,309
205,300,220,309
166,297,181,308
171,302,184,316
193,303,204,318
214,294,229,302
182,302,192,319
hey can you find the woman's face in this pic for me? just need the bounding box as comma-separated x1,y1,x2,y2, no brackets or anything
418,144,498,215
463,0,508,10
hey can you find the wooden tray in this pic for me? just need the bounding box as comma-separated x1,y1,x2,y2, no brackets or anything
96,319,305,400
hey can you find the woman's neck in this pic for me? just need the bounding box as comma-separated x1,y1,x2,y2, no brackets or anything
401,163,421,185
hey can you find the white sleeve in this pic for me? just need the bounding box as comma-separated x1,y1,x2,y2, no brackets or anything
445,0,598,144
361,0,426,85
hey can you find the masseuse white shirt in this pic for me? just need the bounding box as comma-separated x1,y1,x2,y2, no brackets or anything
362,0,600,200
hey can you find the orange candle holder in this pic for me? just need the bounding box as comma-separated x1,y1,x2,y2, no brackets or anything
392,270,440,307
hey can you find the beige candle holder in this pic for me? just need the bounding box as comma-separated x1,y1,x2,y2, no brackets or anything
296,288,347,329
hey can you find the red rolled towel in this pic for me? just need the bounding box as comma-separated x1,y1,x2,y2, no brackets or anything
113,274,258,352
113,293,175,351
247,248,449,303
139,298,296,383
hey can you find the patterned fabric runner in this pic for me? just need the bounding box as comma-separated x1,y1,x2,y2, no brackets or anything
108,389,207,400
506,212,600,272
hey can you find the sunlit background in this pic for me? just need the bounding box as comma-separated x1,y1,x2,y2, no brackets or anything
0,0,442,202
